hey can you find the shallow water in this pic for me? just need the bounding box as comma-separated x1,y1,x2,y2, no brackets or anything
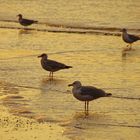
0,0,140,31
0,1,140,140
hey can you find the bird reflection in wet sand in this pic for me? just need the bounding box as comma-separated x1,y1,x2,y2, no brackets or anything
41,77,66,87
121,28,140,50
17,14,38,28
68,81,112,116
18,29,33,35
38,53,72,80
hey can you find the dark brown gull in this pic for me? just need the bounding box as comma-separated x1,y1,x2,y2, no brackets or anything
38,53,72,79
17,14,38,27
122,28,140,50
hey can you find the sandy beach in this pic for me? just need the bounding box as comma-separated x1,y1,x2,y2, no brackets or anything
0,105,69,140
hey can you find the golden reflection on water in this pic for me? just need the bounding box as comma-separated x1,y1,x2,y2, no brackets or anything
0,26,140,140
18,29,34,35
0,1,140,139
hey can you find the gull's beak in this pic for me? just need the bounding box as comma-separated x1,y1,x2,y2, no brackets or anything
38,55,42,58
68,83,73,87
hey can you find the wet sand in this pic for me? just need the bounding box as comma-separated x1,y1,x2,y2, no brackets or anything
0,105,69,140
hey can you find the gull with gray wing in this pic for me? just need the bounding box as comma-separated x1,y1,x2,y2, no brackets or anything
68,81,112,115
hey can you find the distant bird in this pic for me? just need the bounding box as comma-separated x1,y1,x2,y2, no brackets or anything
122,28,140,49
38,53,72,79
68,81,112,115
17,14,38,27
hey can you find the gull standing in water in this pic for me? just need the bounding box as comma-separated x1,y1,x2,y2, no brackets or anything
38,53,72,79
68,81,112,115
17,14,38,27
122,28,140,50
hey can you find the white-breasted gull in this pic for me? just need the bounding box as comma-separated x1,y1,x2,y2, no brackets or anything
68,81,112,115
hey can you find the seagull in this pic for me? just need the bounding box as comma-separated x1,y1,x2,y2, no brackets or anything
122,28,140,49
68,81,112,115
17,14,38,27
38,53,72,79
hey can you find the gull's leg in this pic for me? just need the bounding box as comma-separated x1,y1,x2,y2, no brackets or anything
52,72,53,80
87,101,89,116
86,101,87,113
85,101,89,116
85,101,88,116
49,72,53,80
49,72,53,81
85,101,86,113
129,43,132,50
49,72,51,77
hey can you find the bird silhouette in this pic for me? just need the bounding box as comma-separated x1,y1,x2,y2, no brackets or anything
122,28,140,50
38,53,72,79
17,14,38,27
